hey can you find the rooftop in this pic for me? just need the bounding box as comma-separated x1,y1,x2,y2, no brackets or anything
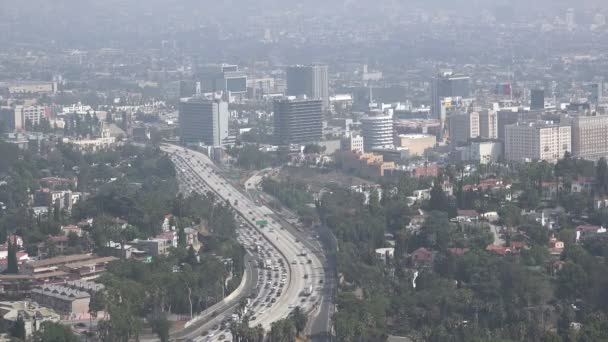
27,254,94,269
32,284,90,301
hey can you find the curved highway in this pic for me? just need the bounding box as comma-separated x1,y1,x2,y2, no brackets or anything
162,144,325,341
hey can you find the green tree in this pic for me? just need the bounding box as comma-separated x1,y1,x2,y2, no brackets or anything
429,177,450,214
5,238,18,274
148,312,170,342
177,225,186,249
10,316,26,340
597,157,608,195
33,321,78,342
290,306,307,336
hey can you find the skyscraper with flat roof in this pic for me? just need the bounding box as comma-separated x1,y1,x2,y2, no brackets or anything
530,89,545,110
479,110,498,139
273,98,323,145
431,72,471,139
179,99,229,146
448,112,479,146
286,64,329,110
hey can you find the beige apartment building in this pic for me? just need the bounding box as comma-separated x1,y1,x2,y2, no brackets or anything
448,112,479,146
398,134,436,156
571,115,608,161
478,110,498,139
505,122,571,162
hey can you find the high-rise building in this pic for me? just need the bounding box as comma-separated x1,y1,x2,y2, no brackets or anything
431,71,471,139
571,115,608,160
341,133,365,153
361,113,394,151
179,99,229,146
448,112,480,146
587,83,603,104
566,8,576,31
478,110,498,139
497,110,525,141
273,98,323,145
0,107,18,131
530,89,545,110
505,122,571,162
215,64,247,95
286,64,329,110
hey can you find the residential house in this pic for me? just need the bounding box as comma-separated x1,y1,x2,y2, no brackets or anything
571,177,594,193
375,248,395,263
576,225,607,242
548,235,565,256
411,248,434,268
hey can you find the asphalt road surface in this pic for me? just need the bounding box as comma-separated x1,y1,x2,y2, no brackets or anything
162,144,325,341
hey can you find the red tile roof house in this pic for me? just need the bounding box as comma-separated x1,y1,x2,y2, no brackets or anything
486,241,527,256
548,235,565,256
411,248,434,268
575,225,607,242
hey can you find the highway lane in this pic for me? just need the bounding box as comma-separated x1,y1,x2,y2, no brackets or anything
163,144,324,340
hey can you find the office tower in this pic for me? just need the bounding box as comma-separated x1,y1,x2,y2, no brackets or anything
497,110,524,141
571,115,608,160
286,64,329,110
448,112,480,146
215,64,247,95
505,122,571,162
361,113,394,151
341,133,365,153
566,8,576,31
431,71,471,139
179,80,197,98
530,89,545,110
273,98,323,145
179,99,229,146
587,83,603,104
479,110,498,139
0,107,17,131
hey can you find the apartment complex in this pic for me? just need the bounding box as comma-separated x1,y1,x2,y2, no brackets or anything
571,115,608,160
505,122,571,162
448,112,479,146
273,98,323,145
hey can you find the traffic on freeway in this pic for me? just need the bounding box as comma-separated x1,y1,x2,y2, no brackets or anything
163,144,325,342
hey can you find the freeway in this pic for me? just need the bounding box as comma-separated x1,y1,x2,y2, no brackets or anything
162,144,325,341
